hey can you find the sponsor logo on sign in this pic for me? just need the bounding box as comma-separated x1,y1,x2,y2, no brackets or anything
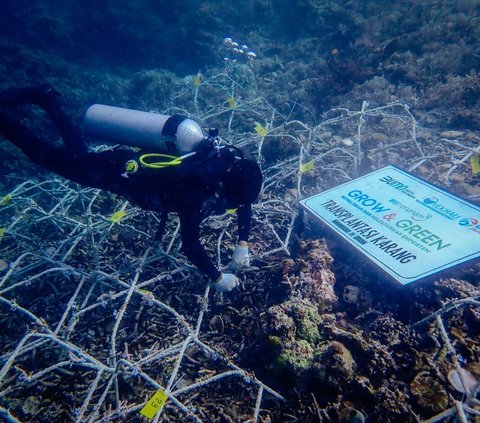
300,165,480,285
459,217,479,227
379,175,415,197
458,217,480,235
416,196,462,220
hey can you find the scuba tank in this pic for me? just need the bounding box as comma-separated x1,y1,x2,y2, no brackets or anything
84,104,207,155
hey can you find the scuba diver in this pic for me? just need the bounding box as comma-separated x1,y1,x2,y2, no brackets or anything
0,85,263,292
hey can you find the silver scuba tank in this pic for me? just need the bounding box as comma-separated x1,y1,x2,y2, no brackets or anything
84,104,206,155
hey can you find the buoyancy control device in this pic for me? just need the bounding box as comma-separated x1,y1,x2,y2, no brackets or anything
84,104,212,155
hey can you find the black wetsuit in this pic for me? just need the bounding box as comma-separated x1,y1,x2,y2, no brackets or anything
0,90,252,281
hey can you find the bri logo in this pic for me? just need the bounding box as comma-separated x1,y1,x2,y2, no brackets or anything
458,217,480,227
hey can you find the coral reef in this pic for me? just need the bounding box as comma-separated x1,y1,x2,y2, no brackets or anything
282,240,337,306
410,372,449,414
1,0,480,421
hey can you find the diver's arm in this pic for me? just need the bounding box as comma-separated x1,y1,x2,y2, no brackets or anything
179,212,221,281
237,203,252,243
227,204,252,270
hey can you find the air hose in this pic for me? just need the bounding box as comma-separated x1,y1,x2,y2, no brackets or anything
138,151,197,169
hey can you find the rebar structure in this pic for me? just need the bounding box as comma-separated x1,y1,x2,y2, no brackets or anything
0,69,479,421
413,298,480,423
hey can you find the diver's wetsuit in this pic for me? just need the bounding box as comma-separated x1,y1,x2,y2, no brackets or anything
0,88,252,281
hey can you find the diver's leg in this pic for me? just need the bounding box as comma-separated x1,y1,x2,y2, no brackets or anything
0,111,63,169
0,111,134,195
0,85,87,155
37,90,88,156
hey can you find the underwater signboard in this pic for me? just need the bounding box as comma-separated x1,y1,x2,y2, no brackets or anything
300,165,480,285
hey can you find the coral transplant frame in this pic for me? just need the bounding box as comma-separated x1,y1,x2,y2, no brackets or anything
0,69,479,422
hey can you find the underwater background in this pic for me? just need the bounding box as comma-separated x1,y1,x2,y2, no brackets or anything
0,0,480,422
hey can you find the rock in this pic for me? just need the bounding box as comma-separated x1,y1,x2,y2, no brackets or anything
264,299,322,344
281,240,337,308
341,137,354,146
374,385,412,419
466,362,480,379
313,340,356,387
22,396,41,415
209,315,225,334
343,285,361,303
440,130,464,139
379,117,405,132
365,314,418,347
333,135,354,147
447,368,478,394
0,259,8,271
275,339,315,375
369,132,388,143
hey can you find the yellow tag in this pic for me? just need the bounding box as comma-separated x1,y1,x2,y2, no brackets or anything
138,289,152,296
227,208,237,214
227,96,235,109
140,389,168,419
254,123,267,137
109,210,127,223
471,153,480,174
0,228,4,241
0,195,11,206
193,73,202,86
300,161,315,173
125,160,139,174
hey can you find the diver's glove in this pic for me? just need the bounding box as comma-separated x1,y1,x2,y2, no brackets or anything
228,244,250,271
213,273,239,292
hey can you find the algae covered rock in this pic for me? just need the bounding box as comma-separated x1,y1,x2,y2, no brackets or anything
264,298,322,344
259,240,340,385
275,339,315,377
262,298,322,381
312,340,357,389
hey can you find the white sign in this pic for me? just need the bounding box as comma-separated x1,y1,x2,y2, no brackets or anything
300,165,480,285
